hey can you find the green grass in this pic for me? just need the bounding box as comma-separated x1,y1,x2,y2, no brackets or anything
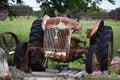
0,17,120,68
80,20,120,56
0,17,36,42
0,18,120,60
1,17,120,79
1,18,119,54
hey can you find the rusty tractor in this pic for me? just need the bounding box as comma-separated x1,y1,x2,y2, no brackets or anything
0,15,113,73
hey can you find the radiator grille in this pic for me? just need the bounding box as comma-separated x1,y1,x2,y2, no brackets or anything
45,29,71,52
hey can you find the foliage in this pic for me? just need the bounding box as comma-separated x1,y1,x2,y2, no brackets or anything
33,10,44,18
0,0,117,20
0,0,9,10
0,0,23,10
0,0,24,19
36,0,115,18
9,5,33,17
85,69,120,80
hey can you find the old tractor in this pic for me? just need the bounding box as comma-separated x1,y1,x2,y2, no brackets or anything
0,15,113,74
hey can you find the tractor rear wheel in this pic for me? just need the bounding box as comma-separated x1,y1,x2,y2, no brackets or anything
29,50,48,71
29,19,47,71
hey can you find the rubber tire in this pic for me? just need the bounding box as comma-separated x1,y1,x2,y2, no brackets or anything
29,19,44,44
14,42,28,69
28,19,47,71
29,50,47,71
94,26,113,71
86,45,99,73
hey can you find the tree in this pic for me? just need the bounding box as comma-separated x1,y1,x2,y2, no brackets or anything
0,0,24,20
0,0,23,10
34,10,44,18
36,0,115,18
9,5,33,16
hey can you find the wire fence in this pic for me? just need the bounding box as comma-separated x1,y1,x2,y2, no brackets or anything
0,6,120,22
31,7,120,22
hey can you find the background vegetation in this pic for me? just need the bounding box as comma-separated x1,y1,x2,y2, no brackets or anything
1,0,119,20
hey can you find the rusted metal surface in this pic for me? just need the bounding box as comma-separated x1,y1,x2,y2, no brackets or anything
44,28,72,62
0,10,8,21
43,27,87,62
0,32,19,52
86,19,104,38
42,15,80,30
40,16,87,62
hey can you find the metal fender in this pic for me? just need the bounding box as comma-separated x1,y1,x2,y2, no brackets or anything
87,19,104,38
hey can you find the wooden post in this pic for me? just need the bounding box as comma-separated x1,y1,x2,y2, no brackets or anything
85,13,88,21
27,5,29,20
115,9,118,22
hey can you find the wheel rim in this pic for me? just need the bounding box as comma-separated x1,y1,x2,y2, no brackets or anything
92,49,100,71
0,32,19,53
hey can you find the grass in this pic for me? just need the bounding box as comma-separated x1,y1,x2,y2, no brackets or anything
0,17,120,79
1,18,119,54
80,20,120,56
85,68,120,80
0,17,36,42
0,17,120,61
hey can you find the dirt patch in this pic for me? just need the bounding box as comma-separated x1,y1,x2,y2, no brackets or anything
9,66,58,80
9,66,86,80
9,66,33,80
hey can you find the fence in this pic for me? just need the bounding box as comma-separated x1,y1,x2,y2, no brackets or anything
3,6,120,22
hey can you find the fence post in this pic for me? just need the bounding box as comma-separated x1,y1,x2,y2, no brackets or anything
115,9,118,22
27,5,29,20
85,13,88,21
